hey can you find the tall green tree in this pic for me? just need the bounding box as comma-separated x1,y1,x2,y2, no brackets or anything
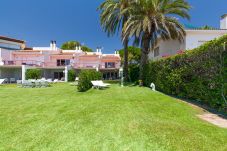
98,0,133,81
122,0,190,81
61,41,93,52
118,46,141,82
61,41,80,50
118,46,141,64
81,46,93,52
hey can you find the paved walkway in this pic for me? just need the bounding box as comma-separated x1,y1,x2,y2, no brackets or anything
178,99,227,128
198,114,227,128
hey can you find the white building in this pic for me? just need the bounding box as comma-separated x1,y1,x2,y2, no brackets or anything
149,14,227,60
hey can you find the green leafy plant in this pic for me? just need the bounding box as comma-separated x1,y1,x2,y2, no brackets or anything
77,70,102,92
26,69,42,80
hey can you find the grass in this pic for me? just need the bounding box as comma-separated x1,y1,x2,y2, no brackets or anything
0,84,226,151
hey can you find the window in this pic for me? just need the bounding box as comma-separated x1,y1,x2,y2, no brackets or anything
154,47,160,57
57,59,70,66
105,62,115,68
54,72,64,80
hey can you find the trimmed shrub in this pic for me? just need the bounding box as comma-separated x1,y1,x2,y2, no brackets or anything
144,35,227,112
77,70,102,92
68,69,76,82
26,69,42,80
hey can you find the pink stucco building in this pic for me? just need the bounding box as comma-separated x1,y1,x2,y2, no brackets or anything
0,36,121,82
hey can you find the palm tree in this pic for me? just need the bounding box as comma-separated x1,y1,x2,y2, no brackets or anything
122,0,191,81
98,0,134,81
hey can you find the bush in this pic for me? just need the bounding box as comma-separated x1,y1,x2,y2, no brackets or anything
26,69,42,80
68,69,76,82
129,64,140,82
144,35,227,112
77,70,102,92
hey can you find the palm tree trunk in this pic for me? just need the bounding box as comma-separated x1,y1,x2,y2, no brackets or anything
139,36,150,82
123,39,129,82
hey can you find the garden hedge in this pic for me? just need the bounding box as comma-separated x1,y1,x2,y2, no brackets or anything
144,35,227,111
77,70,102,92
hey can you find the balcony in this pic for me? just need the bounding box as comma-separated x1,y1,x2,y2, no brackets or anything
0,60,120,70
74,63,100,69
1,60,44,67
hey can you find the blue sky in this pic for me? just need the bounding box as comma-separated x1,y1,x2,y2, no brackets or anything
0,0,226,53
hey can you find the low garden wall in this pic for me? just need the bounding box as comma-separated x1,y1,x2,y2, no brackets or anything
144,35,227,112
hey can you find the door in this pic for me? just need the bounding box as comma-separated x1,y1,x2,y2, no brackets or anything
54,72,64,80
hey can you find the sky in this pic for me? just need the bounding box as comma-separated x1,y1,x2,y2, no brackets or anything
0,0,226,53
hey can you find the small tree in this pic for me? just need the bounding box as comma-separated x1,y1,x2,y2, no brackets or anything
68,69,76,82
77,70,102,92
26,69,42,80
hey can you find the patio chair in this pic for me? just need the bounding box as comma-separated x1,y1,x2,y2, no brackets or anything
22,80,33,88
0,79,5,85
28,79,36,82
91,80,110,89
53,79,59,83
41,81,49,88
97,81,111,87
4,78,8,83
47,79,53,83
35,81,41,88
17,80,22,87
61,77,65,81
10,78,16,83
91,81,98,89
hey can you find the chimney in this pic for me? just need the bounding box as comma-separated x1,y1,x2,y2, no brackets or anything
50,40,53,48
220,14,227,29
96,47,99,53
53,41,57,50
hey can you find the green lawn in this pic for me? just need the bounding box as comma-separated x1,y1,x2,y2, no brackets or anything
0,84,226,151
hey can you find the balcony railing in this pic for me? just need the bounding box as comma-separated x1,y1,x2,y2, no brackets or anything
2,60,44,67
1,60,120,69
